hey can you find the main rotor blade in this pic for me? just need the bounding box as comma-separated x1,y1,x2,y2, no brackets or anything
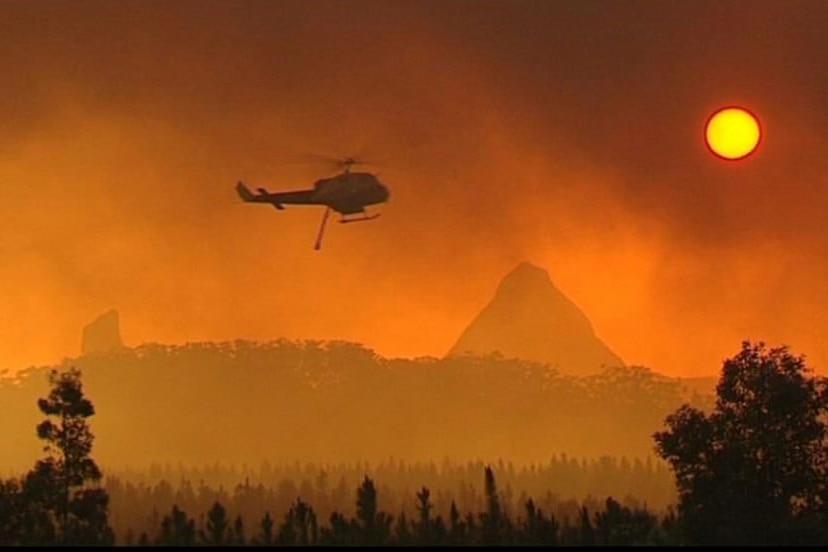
294,152,383,171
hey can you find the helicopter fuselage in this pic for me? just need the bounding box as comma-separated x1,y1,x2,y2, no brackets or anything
313,171,390,214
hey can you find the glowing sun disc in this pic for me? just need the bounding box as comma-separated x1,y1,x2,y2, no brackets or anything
704,106,762,161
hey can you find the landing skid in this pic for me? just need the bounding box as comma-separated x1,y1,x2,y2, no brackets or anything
339,213,380,224
314,209,381,250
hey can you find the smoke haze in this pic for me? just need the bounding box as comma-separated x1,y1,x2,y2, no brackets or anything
2,1,828,377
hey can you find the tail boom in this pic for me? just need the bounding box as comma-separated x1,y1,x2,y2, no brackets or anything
236,181,285,209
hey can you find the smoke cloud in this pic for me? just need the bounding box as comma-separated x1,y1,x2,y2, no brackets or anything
1,0,827,377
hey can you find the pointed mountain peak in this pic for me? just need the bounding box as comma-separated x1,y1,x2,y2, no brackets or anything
448,262,624,375
499,261,551,287
495,262,567,299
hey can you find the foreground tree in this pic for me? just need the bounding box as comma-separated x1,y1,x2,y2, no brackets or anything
0,480,25,545
22,368,114,545
654,341,828,545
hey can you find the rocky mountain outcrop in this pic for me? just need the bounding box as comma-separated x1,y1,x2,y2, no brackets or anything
448,262,624,376
81,309,125,355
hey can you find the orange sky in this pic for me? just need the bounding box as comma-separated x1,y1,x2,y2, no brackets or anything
2,0,828,378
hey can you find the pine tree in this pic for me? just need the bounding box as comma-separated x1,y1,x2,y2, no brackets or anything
199,501,229,545
393,512,412,545
156,505,196,545
447,500,467,545
522,498,559,545
415,486,434,544
232,515,245,545
256,511,274,545
355,476,392,545
24,368,113,545
480,466,504,544
278,499,318,545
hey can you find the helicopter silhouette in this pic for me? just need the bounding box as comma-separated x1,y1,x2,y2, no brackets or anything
235,157,390,250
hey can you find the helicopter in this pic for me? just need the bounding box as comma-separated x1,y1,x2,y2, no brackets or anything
235,157,390,250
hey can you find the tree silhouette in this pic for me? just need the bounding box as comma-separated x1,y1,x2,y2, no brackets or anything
479,466,508,544
593,496,657,545
322,511,354,545
355,476,392,545
24,368,113,545
414,486,435,544
277,498,318,545
232,514,245,545
577,505,595,545
199,501,229,545
392,511,412,545
156,505,196,545
447,500,467,545
654,341,828,545
255,511,274,545
0,480,25,545
521,498,559,545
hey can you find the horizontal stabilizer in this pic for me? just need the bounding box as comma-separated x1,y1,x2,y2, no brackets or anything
236,181,285,209
236,181,255,202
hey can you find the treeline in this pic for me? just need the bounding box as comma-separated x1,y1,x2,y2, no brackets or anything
0,364,677,546
0,339,715,469
5,340,827,545
124,468,678,546
103,455,675,543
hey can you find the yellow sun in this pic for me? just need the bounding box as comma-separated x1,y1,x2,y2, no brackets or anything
704,106,762,161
